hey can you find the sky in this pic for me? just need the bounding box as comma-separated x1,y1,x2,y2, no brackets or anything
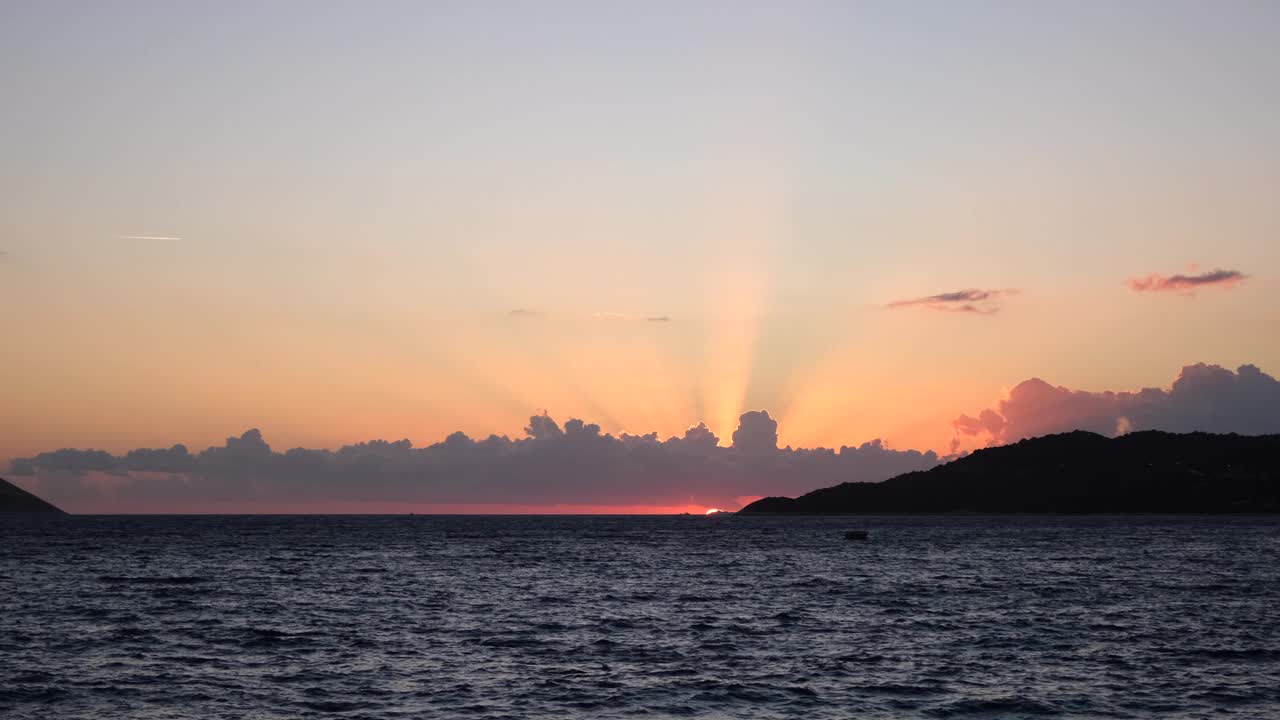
2,2,1278,512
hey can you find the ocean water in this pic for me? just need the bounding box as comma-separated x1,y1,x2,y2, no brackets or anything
3,515,1279,719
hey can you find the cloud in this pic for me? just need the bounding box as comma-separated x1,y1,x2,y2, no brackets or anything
888,288,1015,314
731,410,778,454
15,448,119,475
124,445,198,473
1127,268,1245,294
112,234,184,241
509,308,545,317
954,363,1280,447
9,412,938,512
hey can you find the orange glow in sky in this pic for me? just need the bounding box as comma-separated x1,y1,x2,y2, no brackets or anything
3,3,1279,514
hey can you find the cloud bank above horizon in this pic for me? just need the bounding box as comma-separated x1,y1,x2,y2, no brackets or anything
9,363,1280,514
8,411,938,513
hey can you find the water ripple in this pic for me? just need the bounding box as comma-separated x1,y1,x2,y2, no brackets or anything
2,515,1280,718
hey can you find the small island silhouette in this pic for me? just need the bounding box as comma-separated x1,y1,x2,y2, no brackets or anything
0,477,67,515
740,431,1280,514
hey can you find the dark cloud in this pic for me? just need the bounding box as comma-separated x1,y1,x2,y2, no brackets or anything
9,458,36,475
731,410,778,454
123,445,198,473
888,289,1014,314
1127,268,1246,293
954,363,1280,448
9,412,939,510
11,444,201,476
525,413,566,440
15,448,120,475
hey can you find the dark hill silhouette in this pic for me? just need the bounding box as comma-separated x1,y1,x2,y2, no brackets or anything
739,431,1280,514
0,477,67,515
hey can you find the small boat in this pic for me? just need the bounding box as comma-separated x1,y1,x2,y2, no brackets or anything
844,530,869,541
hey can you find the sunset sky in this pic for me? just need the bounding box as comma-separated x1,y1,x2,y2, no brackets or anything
3,2,1278,511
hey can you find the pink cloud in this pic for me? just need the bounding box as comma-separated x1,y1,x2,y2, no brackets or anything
1127,268,1245,294
954,363,1280,447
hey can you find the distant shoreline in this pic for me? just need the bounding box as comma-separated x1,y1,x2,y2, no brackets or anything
740,430,1280,515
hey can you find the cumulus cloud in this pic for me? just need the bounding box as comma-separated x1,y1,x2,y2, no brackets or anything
17,448,119,474
1127,268,1245,294
9,412,938,512
731,410,778,454
888,289,1014,314
954,363,1280,448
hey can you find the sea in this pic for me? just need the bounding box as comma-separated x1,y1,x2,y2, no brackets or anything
2,515,1279,719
